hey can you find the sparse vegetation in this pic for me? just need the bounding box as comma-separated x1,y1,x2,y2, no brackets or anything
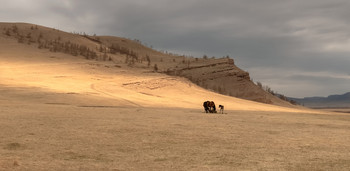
17,35,24,43
146,55,151,67
154,64,158,72
4,25,100,60
0,23,294,106
5,28,11,36
256,81,298,105
12,25,18,34
109,43,139,63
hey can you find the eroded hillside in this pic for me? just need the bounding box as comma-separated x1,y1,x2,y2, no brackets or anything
0,22,294,107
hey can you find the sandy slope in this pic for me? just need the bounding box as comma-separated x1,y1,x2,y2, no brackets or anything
0,37,309,113
0,22,298,106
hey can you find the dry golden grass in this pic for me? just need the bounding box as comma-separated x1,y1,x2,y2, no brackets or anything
1,86,350,170
1,26,350,170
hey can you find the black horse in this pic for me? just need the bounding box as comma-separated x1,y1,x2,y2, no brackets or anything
203,101,210,113
203,101,216,113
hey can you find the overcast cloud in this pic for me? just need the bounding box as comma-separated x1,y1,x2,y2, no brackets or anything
1,0,350,97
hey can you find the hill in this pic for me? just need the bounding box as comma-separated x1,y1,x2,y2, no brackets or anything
289,92,350,108
0,22,294,107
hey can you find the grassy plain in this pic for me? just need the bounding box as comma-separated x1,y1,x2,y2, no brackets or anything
1,86,350,170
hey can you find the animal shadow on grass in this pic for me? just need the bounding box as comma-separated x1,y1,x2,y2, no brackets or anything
4,143,23,150
202,111,227,114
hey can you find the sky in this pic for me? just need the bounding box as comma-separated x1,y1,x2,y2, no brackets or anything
1,0,350,98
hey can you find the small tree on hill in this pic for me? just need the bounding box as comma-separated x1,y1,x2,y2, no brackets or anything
5,29,10,36
103,52,108,61
17,35,24,43
257,82,263,89
125,55,129,64
154,64,158,72
26,33,31,39
146,55,151,67
12,25,18,34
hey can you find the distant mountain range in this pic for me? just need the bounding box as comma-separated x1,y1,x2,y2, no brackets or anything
289,92,350,108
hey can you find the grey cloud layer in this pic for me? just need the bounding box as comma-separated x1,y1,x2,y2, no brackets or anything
1,0,350,97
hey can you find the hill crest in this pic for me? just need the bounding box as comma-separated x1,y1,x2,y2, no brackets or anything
0,22,295,107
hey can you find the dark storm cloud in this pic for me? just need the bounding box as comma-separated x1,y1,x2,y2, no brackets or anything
1,0,350,97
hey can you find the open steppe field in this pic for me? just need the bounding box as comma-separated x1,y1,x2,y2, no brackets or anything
1,86,350,170
1,43,350,170
320,108,350,114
